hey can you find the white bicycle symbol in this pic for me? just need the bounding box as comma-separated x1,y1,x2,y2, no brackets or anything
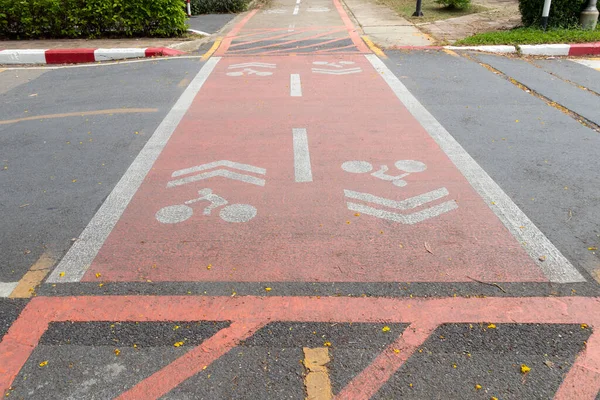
156,189,257,224
341,160,427,187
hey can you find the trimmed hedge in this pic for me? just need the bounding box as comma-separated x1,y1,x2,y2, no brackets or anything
190,0,249,14
519,0,587,28
0,0,188,39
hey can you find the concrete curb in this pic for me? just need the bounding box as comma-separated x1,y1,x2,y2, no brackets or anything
445,42,600,56
0,47,185,65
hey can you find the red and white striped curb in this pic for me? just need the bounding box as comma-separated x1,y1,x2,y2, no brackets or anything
446,42,600,56
0,47,185,65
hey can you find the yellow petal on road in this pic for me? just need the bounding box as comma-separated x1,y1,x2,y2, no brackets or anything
520,364,531,373
39,361,48,367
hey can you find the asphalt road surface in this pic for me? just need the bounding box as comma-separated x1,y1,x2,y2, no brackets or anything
1,0,600,398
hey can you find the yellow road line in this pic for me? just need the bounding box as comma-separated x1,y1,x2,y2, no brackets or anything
443,49,460,58
361,36,386,58
303,347,333,400
0,108,158,125
9,252,55,298
201,37,223,61
177,77,191,88
0,69,5,73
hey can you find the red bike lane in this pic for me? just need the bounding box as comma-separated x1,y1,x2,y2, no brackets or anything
76,54,548,283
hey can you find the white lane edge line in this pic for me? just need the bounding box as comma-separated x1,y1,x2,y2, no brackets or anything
292,128,313,183
0,282,19,298
364,54,585,283
46,57,222,283
187,28,212,36
572,59,600,69
290,73,302,97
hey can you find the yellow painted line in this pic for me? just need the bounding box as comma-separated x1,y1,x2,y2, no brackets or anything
361,36,386,58
201,37,223,61
177,77,191,88
303,347,333,400
0,108,158,125
443,49,460,58
0,69,5,73
9,252,55,298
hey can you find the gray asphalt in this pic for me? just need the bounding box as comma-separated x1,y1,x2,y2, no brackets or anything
187,14,237,34
2,50,600,399
0,59,204,283
383,50,600,285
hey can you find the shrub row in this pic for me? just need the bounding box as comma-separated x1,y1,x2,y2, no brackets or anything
0,0,187,39
519,0,587,28
190,0,250,15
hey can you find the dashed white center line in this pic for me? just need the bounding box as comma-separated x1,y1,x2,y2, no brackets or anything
292,128,313,182
290,74,302,97
293,4,300,14
288,23,295,32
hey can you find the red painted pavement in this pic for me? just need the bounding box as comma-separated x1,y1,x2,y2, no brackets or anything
82,54,547,283
1,296,599,398
45,48,96,64
568,42,600,56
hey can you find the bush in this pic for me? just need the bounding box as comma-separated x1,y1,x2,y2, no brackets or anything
0,0,188,39
519,0,587,28
190,0,250,14
434,0,471,9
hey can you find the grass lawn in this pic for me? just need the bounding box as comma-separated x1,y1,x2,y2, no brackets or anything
376,0,488,23
456,26,600,45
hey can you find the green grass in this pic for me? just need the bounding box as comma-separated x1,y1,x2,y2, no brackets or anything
455,26,600,45
376,0,487,23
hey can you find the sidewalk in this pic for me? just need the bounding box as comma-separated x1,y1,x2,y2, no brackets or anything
343,0,433,46
342,0,520,46
418,0,520,43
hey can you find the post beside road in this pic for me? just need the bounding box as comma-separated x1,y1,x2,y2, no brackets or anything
581,0,599,30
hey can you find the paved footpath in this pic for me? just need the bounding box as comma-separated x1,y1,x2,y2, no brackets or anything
1,0,600,398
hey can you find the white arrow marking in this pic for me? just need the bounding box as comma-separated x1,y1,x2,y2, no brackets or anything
172,160,266,177
347,200,458,225
168,169,266,187
344,188,450,210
